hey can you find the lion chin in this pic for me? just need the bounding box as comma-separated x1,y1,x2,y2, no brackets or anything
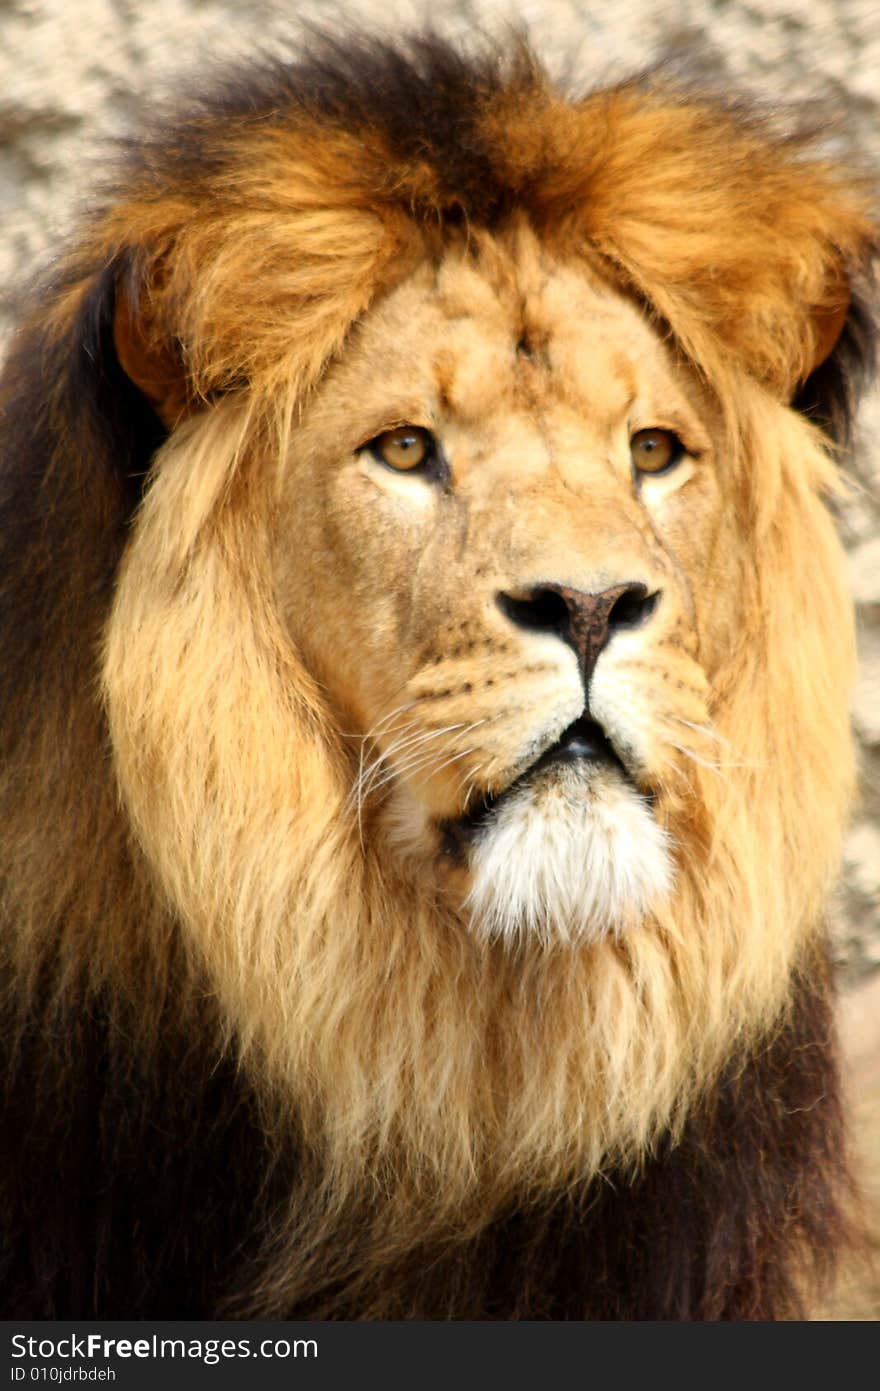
413,721,673,948
464,761,672,947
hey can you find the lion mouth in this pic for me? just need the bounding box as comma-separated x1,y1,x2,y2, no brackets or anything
441,716,628,850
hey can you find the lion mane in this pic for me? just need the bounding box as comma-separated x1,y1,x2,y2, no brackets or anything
1,33,877,1320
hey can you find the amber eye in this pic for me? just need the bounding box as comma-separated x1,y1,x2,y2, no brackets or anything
630,428,685,476
368,426,434,472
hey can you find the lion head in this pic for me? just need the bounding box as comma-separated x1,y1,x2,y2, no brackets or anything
2,34,877,1317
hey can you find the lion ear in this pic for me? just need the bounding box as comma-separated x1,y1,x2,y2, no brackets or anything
113,273,189,429
803,276,850,384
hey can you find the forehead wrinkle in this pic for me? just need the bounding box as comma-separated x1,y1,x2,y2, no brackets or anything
431,295,524,424
546,312,666,433
508,254,648,431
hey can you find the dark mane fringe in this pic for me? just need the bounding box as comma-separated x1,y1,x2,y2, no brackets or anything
124,30,535,215
0,952,299,1319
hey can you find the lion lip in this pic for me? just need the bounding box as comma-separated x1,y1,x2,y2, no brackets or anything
441,716,627,849
532,716,621,770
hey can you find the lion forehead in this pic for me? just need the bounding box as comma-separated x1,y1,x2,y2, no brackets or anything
300,235,712,494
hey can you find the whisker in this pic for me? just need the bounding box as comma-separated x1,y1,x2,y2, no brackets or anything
345,709,507,828
366,736,484,795
668,741,725,778
667,737,763,774
410,746,478,790
668,715,735,751
667,741,759,776
355,719,487,807
360,702,420,746
375,721,473,766
456,761,490,812
357,746,479,806
338,698,420,743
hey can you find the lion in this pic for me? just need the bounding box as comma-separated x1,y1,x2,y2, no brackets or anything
0,32,877,1320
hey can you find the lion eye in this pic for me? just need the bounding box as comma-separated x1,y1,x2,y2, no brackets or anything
368,426,434,472
630,428,684,476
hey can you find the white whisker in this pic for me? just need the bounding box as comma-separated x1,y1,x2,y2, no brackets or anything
410,746,477,790
365,744,476,800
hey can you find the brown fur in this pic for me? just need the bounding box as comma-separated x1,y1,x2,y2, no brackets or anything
0,33,877,1319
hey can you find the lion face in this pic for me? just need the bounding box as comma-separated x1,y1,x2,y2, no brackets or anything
274,225,734,946
95,57,864,1205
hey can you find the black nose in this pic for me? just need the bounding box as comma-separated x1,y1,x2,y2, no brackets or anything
496,582,659,684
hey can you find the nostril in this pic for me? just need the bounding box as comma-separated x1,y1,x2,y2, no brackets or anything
608,585,660,632
496,587,571,637
497,581,661,685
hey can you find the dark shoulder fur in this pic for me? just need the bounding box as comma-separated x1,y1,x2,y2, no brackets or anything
0,949,851,1318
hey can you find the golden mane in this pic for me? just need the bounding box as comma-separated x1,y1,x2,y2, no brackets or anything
1,33,877,1319
102,387,853,1185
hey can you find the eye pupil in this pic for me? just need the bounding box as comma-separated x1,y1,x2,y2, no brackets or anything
630,428,683,476
368,425,432,471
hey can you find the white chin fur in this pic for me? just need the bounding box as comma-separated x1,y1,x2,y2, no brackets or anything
465,764,673,948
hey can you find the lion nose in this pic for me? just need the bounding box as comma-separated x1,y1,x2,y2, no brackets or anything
496,582,660,685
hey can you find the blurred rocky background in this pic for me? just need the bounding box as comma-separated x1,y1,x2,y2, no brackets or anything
1,0,878,1316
